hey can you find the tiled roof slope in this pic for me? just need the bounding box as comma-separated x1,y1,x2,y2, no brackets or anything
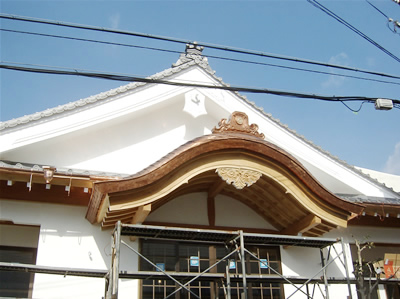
0,160,125,179
0,44,398,196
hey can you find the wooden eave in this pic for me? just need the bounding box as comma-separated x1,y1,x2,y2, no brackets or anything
86,113,364,237
0,167,113,206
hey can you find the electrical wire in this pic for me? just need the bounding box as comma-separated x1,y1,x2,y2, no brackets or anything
365,0,400,35
2,28,400,87
307,0,400,63
340,100,368,113
365,0,389,19
2,63,398,108
1,13,400,80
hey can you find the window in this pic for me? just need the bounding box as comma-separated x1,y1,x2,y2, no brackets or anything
0,223,39,298
0,246,37,297
140,240,284,299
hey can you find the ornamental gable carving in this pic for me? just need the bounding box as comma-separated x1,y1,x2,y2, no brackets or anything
212,111,265,139
216,167,262,189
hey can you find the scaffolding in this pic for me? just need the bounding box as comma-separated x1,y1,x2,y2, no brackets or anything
104,222,357,299
1,221,399,298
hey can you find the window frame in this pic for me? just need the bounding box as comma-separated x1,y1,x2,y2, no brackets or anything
139,239,284,299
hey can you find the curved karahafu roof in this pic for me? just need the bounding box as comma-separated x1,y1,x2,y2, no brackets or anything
86,112,364,237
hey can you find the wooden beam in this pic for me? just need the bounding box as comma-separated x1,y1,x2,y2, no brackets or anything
208,179,225,199
131,204,152,225
0,180,91,206
281,214,321,236
129,204,151,240
207,197,216,227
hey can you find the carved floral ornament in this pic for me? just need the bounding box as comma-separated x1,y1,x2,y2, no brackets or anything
216,167,262,189
212,111,265,139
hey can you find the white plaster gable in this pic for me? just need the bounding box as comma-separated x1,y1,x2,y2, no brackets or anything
1,52,398,200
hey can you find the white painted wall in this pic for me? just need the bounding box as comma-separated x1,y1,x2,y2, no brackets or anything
146,192,276,230
0,199,140,299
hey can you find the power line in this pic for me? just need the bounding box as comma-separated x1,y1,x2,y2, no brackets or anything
2,63,398,108
366,0,389,19
307,0,400,63
365,0,400,35
3,28,400,87
1,13,400,80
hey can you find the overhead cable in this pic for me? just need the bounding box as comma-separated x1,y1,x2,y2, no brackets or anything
365,0,400,35
366,0,389,19
2,28,400,86
1,13,399,80
307,0,400,63
2,63,398,106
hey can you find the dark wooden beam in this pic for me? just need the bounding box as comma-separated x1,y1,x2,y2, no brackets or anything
208,179,225,199
349,215,400,228
0,180,90,206
207,197,216,227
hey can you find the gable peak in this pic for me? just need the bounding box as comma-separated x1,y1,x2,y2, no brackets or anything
172,42,214,74
185,42,204,55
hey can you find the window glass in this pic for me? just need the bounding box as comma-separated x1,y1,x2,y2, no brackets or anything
0,224,39,298
0,246,37,297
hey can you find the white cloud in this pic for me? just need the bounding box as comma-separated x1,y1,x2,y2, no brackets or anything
366,56,376,68
383,142,400,175
109,13,120,29
321,52,350,89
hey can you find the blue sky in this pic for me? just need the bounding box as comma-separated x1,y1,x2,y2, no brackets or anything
1,0,400,174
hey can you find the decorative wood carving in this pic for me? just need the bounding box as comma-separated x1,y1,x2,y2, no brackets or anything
212,111,265,139
216,167,262,189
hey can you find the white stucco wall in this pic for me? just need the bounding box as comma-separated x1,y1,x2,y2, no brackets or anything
0,199,140,299
146,192,276,230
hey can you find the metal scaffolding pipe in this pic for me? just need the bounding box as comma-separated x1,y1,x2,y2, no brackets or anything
239,230,248,299
340,238,353,299
320,248,330,299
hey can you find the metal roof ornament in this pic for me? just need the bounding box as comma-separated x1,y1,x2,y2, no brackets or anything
212,111,265,139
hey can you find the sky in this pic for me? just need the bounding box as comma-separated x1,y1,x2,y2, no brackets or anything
1,0,400,175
